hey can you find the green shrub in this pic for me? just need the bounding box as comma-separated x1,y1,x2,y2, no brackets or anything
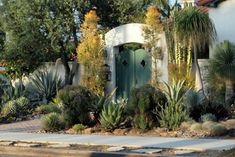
99,102,125,131
1,100,17,118
187,99,229,121
200,113,217,122
36,104,61,114
1,97,32,120
15,96,31,115
189,123,202,132
133,114,150,130
72,124,86,133
156,80,189,130
41,112,64,132
158,101,188,130
57,85,97,127
0,75,10,104
127,85,166,130
31,70,63,102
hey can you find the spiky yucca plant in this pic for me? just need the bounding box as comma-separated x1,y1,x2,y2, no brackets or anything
208,40,235,102
157,80,189,130
99,102,125,131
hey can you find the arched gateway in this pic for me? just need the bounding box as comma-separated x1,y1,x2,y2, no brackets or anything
105,23,168,99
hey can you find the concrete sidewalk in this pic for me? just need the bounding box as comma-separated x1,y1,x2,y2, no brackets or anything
0,119,41,132
0,132,234,151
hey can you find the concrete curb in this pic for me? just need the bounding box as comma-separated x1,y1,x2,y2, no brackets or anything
0,146,158,157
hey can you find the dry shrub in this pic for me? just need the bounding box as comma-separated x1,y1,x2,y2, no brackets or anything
189,123,202,132
168,63,194,89
209,124,227,136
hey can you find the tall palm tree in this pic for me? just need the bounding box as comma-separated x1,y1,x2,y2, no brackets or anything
208,41,235,102
174,7,217,94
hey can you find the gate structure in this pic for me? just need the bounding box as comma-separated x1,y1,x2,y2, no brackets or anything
105,23,168,99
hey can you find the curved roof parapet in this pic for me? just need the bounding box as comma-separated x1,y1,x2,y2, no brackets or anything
105,23,147,47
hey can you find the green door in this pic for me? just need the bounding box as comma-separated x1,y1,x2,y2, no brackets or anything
116,48,151,99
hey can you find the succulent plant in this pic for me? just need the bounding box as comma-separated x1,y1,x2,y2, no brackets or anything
99,102,125,131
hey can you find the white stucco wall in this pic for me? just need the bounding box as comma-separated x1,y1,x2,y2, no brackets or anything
209,0,235,56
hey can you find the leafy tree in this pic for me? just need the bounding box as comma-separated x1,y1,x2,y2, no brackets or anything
0,0,57,78
92,0,152,28
0,0,91,81
77,10,106,96
0,22,5,54
174,7,217,94
208,41,235,102
0,0,151,81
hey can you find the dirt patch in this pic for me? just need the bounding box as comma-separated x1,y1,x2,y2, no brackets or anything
64,120,235,140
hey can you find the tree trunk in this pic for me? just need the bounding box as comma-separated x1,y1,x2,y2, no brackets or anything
61,51,71,85
193,47,205,96
225,79,234,102
59,41,72,85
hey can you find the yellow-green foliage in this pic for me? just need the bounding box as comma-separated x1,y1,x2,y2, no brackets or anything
168,63,194,89
77,10,106,96
72,124,85,134
189,123,202,132
142,6,163,87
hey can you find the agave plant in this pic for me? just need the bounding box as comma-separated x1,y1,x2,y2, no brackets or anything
1,81,25,103
99,101,126,131
30,70,63,102
95,88,116,113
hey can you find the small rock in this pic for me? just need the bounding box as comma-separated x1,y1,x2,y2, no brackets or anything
107,146,125,152
131,149,163,154
16,118,22,121
0,142,14,146
104,132,113,136
48,144,71,148
113,129,128,135
14,143,41,147
128,129,142,135
92,127,101,133
84,128,93,134
174,150,195,155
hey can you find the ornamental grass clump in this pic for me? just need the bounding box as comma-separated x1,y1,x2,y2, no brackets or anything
36,104,61,114
41,112,64,132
